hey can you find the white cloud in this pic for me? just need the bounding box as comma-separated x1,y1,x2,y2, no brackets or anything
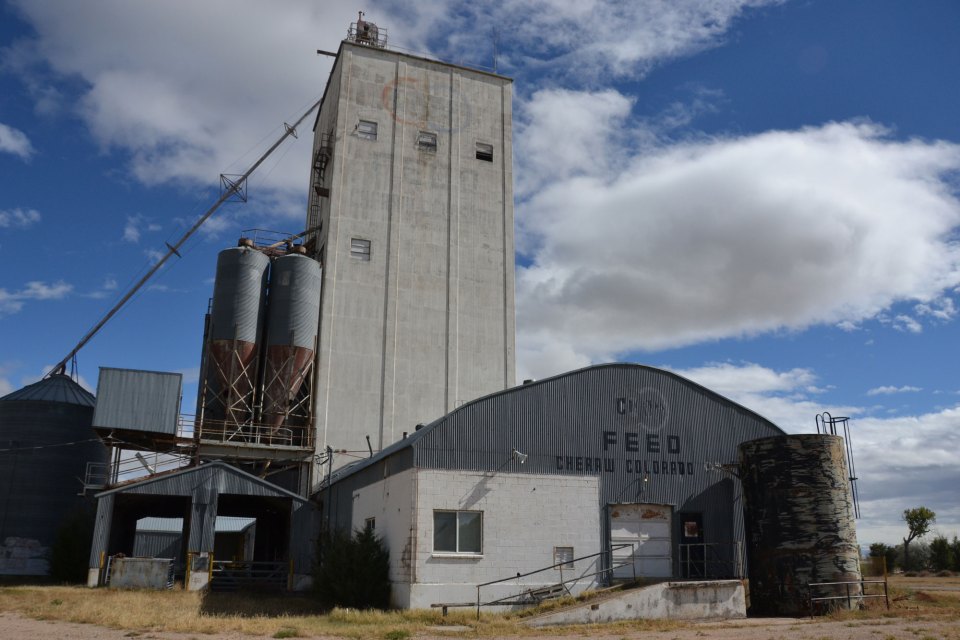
867,385,923,396
0,208,41,228
516,117,960,378
419,0,784,81
0,280,73,316
915,297,956,322
7,0,366,218
669,361,960,545
122,214,161,243
0,122,34,159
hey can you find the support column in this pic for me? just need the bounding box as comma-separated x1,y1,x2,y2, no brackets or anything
87,493,114,587
186,485,219,591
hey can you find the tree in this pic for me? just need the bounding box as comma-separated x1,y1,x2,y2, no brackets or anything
314,526,391,609
902,506,936,571
869,542,897,573
929,535,954,572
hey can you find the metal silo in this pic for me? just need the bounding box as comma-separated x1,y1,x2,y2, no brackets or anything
739,434,861,615
0,375,108,576
261,250,321,445
204,245,270,433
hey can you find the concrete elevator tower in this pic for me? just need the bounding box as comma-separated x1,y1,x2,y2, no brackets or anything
305,18,516,471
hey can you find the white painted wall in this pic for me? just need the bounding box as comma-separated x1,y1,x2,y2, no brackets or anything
351,468,601,609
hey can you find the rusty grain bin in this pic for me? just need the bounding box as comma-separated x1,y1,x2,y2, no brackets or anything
206,246,270,426
739,434,861,615
261,252,321,439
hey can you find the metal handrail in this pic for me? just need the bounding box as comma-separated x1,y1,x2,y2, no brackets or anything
678,541,744,579
193,418,312,449
474,543,636,619
808,578,889,615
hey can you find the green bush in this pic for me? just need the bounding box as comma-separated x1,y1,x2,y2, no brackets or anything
314,527,390,609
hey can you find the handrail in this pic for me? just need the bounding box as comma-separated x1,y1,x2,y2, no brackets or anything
808,578,889,615
474,543,636,619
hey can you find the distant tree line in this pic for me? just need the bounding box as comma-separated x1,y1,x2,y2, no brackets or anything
868,506,959,573
869,536,960,572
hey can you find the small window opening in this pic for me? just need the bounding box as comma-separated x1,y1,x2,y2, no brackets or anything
476,142,493,162
365,517,376,531
350,238,371,261
357,120,378,140
554,546,574,569
417,131,438,152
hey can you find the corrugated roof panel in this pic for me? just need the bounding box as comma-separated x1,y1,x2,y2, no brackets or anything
136,516,256,534
0,374,95,407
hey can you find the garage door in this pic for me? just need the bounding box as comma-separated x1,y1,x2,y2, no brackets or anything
609,503,672,579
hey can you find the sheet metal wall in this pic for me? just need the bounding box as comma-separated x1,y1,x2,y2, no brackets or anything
92,368,182,435
90,463,315,575
320,364,785,574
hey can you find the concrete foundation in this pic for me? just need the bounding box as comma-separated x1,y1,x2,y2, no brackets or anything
109,557,173,589
525,580,746,626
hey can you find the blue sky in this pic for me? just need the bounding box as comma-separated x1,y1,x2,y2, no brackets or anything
1,0,958,545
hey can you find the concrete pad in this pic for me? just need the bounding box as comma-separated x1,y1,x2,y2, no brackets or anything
525,580,746,626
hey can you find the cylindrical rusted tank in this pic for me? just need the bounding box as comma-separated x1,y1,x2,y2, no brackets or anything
739,434,861,615
206,246,270,426
261,252,321,441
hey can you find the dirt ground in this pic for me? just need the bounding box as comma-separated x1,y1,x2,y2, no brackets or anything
2,611,959,640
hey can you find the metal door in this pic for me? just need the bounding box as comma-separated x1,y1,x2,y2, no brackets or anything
609,503,673,579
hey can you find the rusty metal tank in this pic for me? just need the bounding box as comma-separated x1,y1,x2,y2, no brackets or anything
206,245,270,426
739,434,861,615
260,252,321,441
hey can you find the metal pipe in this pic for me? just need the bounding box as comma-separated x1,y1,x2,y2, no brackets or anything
47,98,323,378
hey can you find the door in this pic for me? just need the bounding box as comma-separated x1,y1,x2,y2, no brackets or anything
609,503,673,580
677,512,705,577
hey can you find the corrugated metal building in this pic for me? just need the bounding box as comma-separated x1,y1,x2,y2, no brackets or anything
87,461,316,590
316,363,785,608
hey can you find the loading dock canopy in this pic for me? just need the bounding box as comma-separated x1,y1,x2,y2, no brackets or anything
88,461,315,585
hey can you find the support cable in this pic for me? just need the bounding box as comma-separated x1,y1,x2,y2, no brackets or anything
47,98,322,377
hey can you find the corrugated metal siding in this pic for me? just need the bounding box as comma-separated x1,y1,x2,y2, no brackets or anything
133,531,181,559
319,364,785,575
92,368,182,435
0,374,95,406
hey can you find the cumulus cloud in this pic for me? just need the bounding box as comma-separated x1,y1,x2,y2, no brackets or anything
671,361,960,544
418,0,784,81
516,115,960,378
0,280,73,316
0,208,41,228
6,0,366,215
0,122,34,159
867,385,923,396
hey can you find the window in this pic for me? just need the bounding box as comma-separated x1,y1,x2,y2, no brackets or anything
476,142,493,162
433,510,482,554
554,546,574,569
357,119,378,140
350,238,371,261
417,131,438,152
364,517,376,531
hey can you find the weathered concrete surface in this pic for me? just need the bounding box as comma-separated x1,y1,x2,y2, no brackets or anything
109,557,172,589
525,580,746,626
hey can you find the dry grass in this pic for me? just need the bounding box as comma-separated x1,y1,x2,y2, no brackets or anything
3,574,960,639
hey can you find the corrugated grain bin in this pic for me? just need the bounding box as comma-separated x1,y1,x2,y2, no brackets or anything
739,434,861,615
0,375,108,576
206,246,270,424
261,252,321,434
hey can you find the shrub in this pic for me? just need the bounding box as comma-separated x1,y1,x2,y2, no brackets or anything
314,527,390,609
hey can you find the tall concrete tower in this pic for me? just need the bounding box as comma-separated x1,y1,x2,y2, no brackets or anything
305,21,516,469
